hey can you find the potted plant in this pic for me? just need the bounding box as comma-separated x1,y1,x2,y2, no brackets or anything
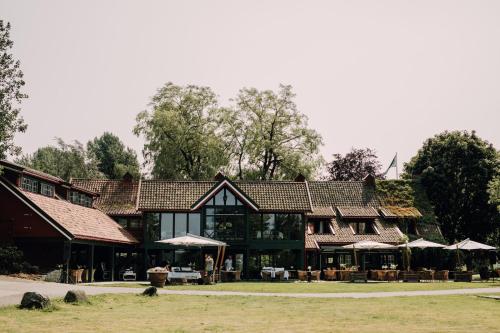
147,267,169,287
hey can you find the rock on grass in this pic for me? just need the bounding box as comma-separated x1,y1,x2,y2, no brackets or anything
64,290,89,303
19,292,51,309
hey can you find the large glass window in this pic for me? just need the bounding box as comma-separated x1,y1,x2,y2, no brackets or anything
252,213,303,240
145,213,160,241
160,213,173,239
205,188,242,206
205,206,245,241
40,183,54,197
21,177,39,193
175,213,187,237
189,213,201,236
160,213,200,239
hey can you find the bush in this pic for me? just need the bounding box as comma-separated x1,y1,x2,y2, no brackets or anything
0,246,24,274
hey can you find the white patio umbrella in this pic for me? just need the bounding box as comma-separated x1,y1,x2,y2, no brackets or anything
398,238,446,249
342,241,396,269
444,238,496,269
443,238,496,251
156,234,228,282
397,238,445,271
155,234,227,247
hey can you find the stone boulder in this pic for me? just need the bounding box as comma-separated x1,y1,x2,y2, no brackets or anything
63,290,88,303
19,292,51,310
142,286,158,297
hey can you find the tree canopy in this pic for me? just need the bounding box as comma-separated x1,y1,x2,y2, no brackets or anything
0,21,27,159
134,83,229,180
405,130,499,245
219,84,323,180
325,148,384,181
87,132,140,179
16,138,103,181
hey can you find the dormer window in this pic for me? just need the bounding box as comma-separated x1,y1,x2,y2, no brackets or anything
349,220,377,235
21,177,54,197
22,177,39,193
69,191,93,207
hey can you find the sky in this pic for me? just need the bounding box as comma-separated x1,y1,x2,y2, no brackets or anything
2,0,499,178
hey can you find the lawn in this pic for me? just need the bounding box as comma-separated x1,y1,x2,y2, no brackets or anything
0,293,499,333
95,280,500,293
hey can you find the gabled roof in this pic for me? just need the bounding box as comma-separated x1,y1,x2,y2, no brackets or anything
191,179,259,211
0,177,137,244
71,179,140,216
306,206,336,218
138,180,312,212
22,190,138,244
307,181,379,207
337,206,380,218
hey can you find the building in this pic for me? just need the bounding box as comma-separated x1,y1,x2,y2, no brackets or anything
1,160,440,280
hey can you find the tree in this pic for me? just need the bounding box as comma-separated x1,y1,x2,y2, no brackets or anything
0,21,28,159
325,148,384,181
16,138,103,181
220,85,323,180
134,83,229,180
488,175,500,212
405,130,499,245
87,132,140,179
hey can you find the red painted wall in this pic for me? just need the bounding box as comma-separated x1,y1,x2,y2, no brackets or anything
0,185,63,241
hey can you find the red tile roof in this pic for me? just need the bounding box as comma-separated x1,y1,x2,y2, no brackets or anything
337,206,380,218
22,190,138,244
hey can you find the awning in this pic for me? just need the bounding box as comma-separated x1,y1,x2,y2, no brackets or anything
444,238,496,251
398,238,445,249
155,234,227,247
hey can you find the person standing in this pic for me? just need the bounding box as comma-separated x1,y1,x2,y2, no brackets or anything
205,254,214,283
224,255,233,271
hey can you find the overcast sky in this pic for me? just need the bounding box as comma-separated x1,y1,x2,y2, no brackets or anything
2,0,499,178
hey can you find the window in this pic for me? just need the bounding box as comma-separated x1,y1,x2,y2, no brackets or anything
117,217,128,228
69,191,93,207
205,188,243,207
189,213,201,236
349,220,376,234
160,213,173,239
40,183,54,197
310,219,333,234
204,206,245,241
252,213,303,240
160,213,201,240
21,177,39,193
338,254,352,267
145,213,160,241
175,213,187,237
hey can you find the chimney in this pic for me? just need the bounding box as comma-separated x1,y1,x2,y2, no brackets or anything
294,173,306,182
363,174,375,187
122,172,133,183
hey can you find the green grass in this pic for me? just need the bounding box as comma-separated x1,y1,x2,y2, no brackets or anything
94,281,500,293
0,293,499,333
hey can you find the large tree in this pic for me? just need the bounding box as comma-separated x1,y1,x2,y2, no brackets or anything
134,83,229,180
0,21,27,159
405,130,499,245
87,132,140,179
220,85,323,180
325,148,384,181
16,138,103,181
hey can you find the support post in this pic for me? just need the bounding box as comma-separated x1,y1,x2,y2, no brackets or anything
64,241,71,284
110,246,115,282
88,244,95,283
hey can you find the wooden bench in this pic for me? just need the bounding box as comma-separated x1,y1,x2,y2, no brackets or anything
350,272,367,283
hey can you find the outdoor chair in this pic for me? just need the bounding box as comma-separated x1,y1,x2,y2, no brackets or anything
323,269,337,281
384,270,398,282
310,270,321,281
297,270,307,281
417,270,434,282
434,270,449,282
261,271,272,281
375,270,385,281
275,271,285,281
338,270,351,281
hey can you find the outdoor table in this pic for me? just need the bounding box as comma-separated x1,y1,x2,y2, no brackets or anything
221,270,241,282
167,269,202,282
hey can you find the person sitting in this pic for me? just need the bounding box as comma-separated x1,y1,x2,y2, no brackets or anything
224,256,233,271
